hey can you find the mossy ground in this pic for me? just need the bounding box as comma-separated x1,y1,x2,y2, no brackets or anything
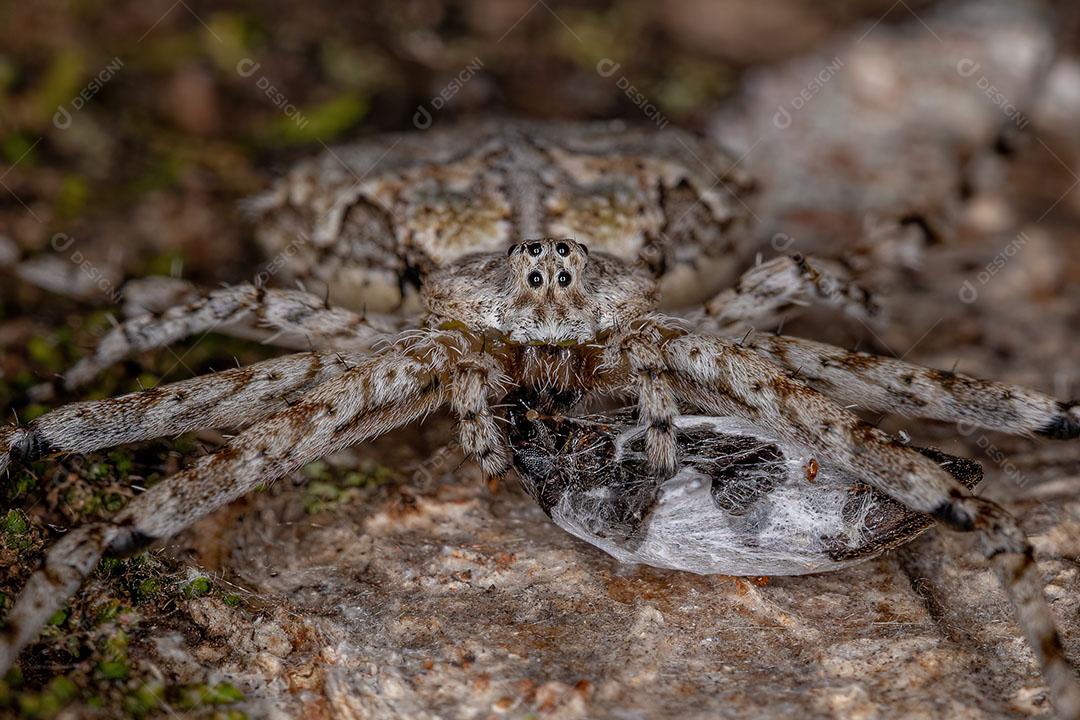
0,281,281,717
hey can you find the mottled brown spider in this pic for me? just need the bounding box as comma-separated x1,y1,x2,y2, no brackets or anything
1,237,1079,716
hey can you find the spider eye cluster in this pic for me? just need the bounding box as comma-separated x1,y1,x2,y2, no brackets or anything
509,239,586,292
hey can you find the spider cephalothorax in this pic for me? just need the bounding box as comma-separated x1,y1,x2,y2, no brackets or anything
3,236,1080,715
424,238,656,345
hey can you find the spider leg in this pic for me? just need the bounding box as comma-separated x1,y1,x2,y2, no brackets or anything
64,282,405,390
653,330,1080,716
614,330,681,476
743,334,1079,439
0,332,467,673
451,356,513,477
0,351,363,476
682,255,880,335
120,277,411,347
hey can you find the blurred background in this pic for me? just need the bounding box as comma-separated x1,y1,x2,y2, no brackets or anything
3,1,1080,718
0,0,1076,280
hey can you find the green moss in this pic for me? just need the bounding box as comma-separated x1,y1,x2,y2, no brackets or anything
1,134,38,167
558,5,647,68
95,630,130,681
265,93,367,145
213,711,249,720
320,42,395,91
106,450,135,476
2,510,32,550
128,373,162,394
12,369,36,390
204,13,257,71
204,683,245,704
0,57,17,93
28,48,84,128
88,554,176,612
103,492,126,513
4,472,37,501
97,557,123,575
55,175,90,219
46,608,69,627
123,680,164,717
94,599,124,624
124,156,183,197
1,471,42,513
302,461,331,481
45,677,76,704
142,251,185,278
178,682,245,708
655,57,734,118
14,675,79,718
135,578,160,602
303,459,395,513
302,481,340,514
20,404,49,423
361,461,394,486
27,336,63,371
103,629,128,656
96,660,128,681
183,575,212,599
221,593,242,608
4,664,23,685
2,509,29,536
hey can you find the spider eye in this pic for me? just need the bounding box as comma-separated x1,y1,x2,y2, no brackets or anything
527,271,544,288
507,243,518,256
557,271,572,287
527,242,543,256
556,242,570,256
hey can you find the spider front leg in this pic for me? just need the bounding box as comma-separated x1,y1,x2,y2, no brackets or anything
451,355,513,478
656,331,1080,717
741,333,1080,439
0,331,479,674
684,254,880,335
0,351,362,476
64,282,404,390
612,329,681,476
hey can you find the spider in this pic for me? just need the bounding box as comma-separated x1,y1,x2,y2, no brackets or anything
1,237,1079,716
